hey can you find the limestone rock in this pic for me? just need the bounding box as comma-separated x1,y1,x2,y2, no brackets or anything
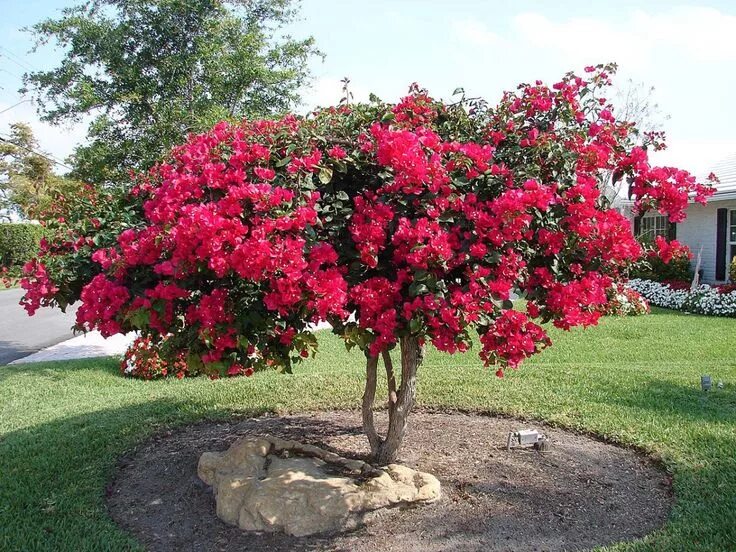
198,436,441,537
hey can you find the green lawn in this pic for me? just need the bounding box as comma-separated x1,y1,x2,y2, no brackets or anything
1,308,735,551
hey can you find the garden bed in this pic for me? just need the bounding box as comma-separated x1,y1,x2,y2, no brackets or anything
628,278,736,317
107,410,672,552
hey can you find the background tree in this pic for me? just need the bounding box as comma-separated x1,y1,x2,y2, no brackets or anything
613,78,669,136
605,77,670,201
0,122,81,220
22,0,320,185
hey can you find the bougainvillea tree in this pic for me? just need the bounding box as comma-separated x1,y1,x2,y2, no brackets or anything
21,64,713,464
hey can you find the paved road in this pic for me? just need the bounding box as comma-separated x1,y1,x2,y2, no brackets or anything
0,288,78,365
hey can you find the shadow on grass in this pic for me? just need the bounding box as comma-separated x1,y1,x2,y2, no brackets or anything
605,378,736,424
0,355,120,381
0,397,269,552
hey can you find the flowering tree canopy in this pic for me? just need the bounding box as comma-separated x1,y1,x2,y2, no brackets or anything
21,64,712,463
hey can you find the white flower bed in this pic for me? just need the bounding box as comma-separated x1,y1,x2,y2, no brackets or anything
628,278,736,317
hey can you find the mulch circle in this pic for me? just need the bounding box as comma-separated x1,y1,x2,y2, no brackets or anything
106,410,673,552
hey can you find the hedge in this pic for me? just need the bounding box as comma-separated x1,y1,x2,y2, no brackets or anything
0,223,46,269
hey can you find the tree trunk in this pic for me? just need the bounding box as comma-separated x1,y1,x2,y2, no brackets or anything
361,353,381,455
361,336,424,466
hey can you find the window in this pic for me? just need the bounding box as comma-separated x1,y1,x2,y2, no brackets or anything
639,214,669,239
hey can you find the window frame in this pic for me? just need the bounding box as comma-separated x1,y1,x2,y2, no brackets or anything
638,213,670,240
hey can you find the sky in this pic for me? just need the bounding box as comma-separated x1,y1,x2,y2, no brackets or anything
1,0,735,176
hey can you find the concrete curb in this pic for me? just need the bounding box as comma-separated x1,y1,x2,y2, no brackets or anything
9,322,333,364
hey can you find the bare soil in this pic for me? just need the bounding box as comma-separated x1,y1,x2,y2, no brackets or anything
106,410,673,552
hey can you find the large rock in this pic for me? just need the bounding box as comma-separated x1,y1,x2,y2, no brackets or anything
198,436,441,537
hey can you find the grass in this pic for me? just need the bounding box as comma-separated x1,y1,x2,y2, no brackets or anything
1,307,735,551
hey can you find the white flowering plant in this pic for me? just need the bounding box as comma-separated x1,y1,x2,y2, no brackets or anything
628,279,736,317
600,283,650,316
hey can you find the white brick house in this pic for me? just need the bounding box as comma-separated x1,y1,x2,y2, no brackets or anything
620,153,736,283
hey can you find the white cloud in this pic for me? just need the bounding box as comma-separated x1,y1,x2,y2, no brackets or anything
451,19,502,46
511,7,736,70
630,7,736,63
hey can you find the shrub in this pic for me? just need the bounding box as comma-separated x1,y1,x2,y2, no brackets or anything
600,283,649,316
121,336,191,380
121,335,255,380
730,257,736,283
716,283,736,294
631,236,693,282
21,65,712,464
0,223,45,273
629,278,736,317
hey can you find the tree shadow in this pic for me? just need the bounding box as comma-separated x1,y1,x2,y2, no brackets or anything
0,355,120,381
601,378,736,425
0,397,249,551
104,411,679,552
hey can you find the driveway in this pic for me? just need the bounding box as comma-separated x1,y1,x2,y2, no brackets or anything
0,288,78,365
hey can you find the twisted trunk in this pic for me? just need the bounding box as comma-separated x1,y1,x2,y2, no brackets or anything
361,336,424,466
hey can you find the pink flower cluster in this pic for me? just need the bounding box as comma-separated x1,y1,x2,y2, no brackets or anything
76,274,130,336
625,148,715,222
652,236,693,264
19,260,58,316
479,310,551,375
20,65,712,378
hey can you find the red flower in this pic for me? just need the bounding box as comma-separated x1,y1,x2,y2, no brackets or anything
327,145,347,159
20,67,711,378
652,236,692,264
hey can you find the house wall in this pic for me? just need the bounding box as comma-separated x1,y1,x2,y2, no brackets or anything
675,200,736,283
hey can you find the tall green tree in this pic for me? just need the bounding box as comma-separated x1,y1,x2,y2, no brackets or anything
23,0,319,185
0,122,80,220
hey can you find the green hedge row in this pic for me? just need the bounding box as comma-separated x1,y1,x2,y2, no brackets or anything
0,223,46,269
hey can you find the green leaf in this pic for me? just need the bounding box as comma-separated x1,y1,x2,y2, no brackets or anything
318,167,333,184
127,309,150,329
409,317,423,333
413,269,429,282
409,282,429,296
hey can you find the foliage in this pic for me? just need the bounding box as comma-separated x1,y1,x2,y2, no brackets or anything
0,223,46,273
18,182,141,310
122,336,196,379
0,122,83,220
631,235,693,282
629,278,736,317
599,282,649,316
23,0,320,185
2,312,736,550
22,64,712,377
730,256,736,283
121,334,256,380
